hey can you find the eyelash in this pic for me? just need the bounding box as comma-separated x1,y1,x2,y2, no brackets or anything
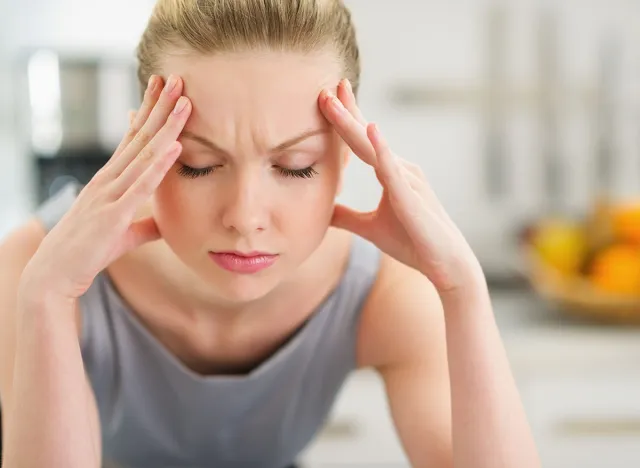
176,165,216,179
176,164,319,180
277,166,319,179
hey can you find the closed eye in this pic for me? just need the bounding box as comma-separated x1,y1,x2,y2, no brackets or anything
176,164,218,179
176,164,318,179
278,166,318,179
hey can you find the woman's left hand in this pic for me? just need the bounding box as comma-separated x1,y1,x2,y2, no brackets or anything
319,80,484,294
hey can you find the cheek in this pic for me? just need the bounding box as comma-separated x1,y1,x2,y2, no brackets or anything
280,166,340,227
151,174,207,241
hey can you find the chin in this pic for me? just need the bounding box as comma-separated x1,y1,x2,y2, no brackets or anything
197,264,285,304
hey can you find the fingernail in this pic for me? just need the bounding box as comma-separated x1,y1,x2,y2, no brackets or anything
370,123,379,140
165,75,179,94
173,96,188,115
330,95,345,114
147,75,157,93
372,123,384,141
344,79,352,93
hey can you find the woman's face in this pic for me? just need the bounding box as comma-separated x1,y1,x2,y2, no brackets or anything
153,50,347,303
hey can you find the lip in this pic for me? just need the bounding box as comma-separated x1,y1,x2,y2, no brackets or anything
208,251,279,274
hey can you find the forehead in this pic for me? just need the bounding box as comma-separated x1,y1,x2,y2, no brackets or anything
161,50,342,129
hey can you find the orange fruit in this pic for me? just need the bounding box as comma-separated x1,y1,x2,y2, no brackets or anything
611,203,640,244
588,244,640,296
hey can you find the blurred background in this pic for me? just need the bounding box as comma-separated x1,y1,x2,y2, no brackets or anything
2,0,640,466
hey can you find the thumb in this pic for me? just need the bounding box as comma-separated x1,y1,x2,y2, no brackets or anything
331,204,376,241
126,217,162,250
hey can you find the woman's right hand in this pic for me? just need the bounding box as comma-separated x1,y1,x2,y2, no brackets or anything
21,74,192,303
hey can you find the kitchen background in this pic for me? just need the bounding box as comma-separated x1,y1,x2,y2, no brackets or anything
2,0,640,467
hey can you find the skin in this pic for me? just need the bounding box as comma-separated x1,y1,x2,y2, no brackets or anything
0,49,540,468
149,50,348,306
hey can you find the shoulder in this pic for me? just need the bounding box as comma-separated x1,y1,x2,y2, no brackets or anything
355,252,446,369
0,218,51,408
0,218,83,348
0,218,52,344
0,218,49,282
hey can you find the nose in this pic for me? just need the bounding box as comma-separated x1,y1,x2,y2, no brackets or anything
221,170,269,236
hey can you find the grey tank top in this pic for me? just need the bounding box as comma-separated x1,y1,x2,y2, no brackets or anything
34,183,382,468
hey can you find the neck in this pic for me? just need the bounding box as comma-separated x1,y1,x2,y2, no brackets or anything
105,229,352,375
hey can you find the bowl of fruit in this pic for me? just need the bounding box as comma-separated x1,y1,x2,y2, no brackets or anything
520,196,640,324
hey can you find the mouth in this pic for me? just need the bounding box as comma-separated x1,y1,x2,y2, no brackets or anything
208,251,279,274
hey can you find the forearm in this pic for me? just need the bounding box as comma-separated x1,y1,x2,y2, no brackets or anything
440,275,540,468
3,290,99,468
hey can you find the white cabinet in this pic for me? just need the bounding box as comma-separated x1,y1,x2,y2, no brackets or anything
523,373,640,468
507,331,640,468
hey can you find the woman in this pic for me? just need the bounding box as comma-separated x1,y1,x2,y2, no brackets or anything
0,1,540,467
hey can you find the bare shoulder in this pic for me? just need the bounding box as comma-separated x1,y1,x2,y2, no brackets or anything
356,253,446,369
0,218,82,404
0,218,49,289
0,219,46,403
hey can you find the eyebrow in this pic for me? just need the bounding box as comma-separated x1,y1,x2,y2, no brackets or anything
180,128,330,155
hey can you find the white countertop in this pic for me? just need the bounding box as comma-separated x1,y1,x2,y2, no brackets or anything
491,288,640,371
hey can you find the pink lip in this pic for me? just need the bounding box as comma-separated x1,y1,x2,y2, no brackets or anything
208,251,279,274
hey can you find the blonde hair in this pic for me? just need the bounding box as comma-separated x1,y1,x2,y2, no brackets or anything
136,0,360,96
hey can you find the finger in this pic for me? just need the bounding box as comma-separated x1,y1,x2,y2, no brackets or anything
319,90,377,166
399,159,423,178
368,124,436,244
368,123,402,190
119,140,183,208
337,79,366,126
398,160,429,193
368,123,421,218
397,159,445,212
115,97,191,193
400,163,424,192
331,204,377,241
123,217,162,251
110,75,162,162
128,109,137,126
108,75,184,178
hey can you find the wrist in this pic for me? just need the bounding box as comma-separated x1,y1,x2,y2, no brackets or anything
18,274,77,318
437,265,490,312
433,255,486,296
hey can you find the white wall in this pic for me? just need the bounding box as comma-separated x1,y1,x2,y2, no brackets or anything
342,0,640,273
1,0,640,274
